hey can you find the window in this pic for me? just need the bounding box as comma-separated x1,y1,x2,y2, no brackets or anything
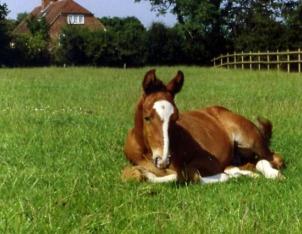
67,14,85,24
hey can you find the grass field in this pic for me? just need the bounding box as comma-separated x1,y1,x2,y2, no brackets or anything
0,67,302,233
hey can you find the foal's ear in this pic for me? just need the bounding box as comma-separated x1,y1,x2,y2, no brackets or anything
166,70,184,96
142,69,165,95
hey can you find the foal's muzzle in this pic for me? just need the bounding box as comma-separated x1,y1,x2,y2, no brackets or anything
154,155,171,169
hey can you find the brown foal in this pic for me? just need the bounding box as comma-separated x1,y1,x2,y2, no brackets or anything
122,69,284,184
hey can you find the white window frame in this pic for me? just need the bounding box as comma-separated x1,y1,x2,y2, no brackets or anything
67,14,85,25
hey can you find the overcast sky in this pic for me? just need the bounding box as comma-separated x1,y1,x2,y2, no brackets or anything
4,0,177,27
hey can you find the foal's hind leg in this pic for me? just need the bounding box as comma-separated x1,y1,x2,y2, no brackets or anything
224,164,259,178
247,140,285,179
229,119,284,179
210,107,285,179
236,135,284,179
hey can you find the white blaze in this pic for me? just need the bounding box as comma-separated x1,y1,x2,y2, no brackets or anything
153,100,174,162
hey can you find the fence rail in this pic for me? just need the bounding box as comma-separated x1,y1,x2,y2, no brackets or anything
212,49,302,73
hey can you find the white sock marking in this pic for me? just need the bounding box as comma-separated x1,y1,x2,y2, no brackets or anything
224,167,259,178
144,172,177,183
256,159,281,179
200,173,230,184
153,100,174,163
144,171,229,184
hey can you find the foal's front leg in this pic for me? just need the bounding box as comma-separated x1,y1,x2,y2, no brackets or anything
141,170,178,183
181,158,231,184
121,161,178,183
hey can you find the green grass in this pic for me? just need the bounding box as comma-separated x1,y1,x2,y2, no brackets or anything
0,67,302,233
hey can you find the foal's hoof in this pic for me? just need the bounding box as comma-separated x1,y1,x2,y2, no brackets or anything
265,170,285,180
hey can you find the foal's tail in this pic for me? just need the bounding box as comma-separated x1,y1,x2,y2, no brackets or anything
256,117,273,146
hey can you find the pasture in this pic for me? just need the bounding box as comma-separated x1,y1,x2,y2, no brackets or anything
0,67,301,233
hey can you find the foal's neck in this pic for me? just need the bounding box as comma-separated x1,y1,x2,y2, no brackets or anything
134,97,144,136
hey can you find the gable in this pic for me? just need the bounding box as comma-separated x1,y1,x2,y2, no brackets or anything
14,0,105,38
40,0,93,26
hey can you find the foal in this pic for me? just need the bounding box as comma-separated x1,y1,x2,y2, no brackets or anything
122,70,284,184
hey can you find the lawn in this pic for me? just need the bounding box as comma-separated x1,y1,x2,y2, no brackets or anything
0,67,301,233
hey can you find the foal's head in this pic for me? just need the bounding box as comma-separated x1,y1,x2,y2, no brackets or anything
141,69,184,169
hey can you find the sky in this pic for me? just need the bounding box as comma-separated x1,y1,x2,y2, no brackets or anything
4,0,177,27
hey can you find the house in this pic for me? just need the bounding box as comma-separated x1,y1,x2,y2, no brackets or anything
14,0,106,40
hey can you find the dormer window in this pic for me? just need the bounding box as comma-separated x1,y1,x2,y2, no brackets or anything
67,14,85,24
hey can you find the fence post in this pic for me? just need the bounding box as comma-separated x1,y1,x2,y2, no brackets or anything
267,50,270,71
287,49,290,73
234,52,237,69
213,57,216,67
258,51,261,70
220,54,223,67
299,48,301,73
277,50,280,71
249,51,252,70
241,51,244,69
227,53,230,69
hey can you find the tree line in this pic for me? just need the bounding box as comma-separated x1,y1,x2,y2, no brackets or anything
1,1,302,67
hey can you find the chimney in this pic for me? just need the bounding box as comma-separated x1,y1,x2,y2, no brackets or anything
42,0,56,9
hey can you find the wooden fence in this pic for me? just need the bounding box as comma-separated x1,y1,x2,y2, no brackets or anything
212,49,302,73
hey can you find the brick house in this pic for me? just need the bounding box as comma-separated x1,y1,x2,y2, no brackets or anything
14,0,105,40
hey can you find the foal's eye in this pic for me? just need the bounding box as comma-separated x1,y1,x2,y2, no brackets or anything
144,116,151,122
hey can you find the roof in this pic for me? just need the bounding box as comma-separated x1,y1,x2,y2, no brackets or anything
14,0,104,35
33,0,93,26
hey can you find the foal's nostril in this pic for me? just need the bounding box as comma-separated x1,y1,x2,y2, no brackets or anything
154,156,171,169
154,157,160,166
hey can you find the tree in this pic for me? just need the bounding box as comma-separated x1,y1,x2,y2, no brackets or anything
55,17,147,66
147,22,185,64
55,26,90,65
0,3,10,66
99,17,147,66
137,0,302,60
9,13,51,66
135,0,227,64
26,16,50,41
84,29,120,66
282,1,302,49
0,2,8,21
16,12,28,25
222,0,286,51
